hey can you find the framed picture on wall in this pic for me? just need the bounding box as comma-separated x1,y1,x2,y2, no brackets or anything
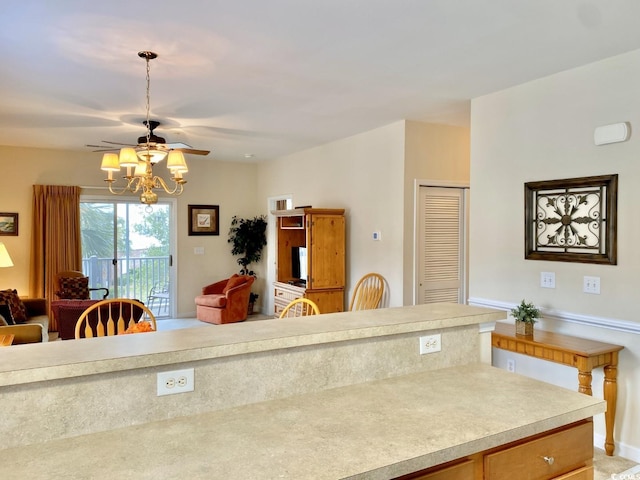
0,213,18,236
524,174,617,264
188,205,219,236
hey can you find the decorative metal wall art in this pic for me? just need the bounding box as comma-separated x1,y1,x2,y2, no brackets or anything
525,174,617,264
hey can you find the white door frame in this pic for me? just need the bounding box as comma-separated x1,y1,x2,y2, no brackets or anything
265,194,293,316
413,179,469,305
80,194,178,317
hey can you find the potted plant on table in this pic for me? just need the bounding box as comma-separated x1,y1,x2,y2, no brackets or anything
228,215,268,314
510,299,540,337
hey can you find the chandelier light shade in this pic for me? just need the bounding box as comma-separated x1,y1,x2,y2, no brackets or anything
0,242,14,268
100,51,188,205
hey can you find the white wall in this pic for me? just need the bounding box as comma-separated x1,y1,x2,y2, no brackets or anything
256,119,471,311
470,48,640,461
0,145,261,317
257,121,407,308
404,121,470,305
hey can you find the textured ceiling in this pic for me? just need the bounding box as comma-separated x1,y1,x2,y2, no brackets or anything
1,1,640,162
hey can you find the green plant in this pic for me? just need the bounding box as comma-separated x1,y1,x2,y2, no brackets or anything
510,299,540,323
228,215,268,277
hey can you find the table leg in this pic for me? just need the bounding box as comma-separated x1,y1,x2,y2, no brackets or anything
603,364,618,456
577,369,593,396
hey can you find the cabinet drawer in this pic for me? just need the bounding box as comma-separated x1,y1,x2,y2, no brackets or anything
553,465,593,480
399,459,475,479
274,283,304,301
484,421,592,480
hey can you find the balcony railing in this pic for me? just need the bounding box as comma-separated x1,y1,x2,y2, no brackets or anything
82,255,170,316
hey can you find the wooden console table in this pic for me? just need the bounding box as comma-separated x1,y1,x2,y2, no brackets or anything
491,322,623,456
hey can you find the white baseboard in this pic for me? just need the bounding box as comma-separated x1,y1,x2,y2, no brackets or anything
594,432,640,464
468,297,640,334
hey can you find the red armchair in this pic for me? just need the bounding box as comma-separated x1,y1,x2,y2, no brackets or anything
195,274,255,324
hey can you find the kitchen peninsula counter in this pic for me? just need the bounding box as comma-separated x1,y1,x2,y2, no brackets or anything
0,363,605,480
0,303,503,387
3,304,509,452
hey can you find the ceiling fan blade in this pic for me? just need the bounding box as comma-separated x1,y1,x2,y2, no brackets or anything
100,140,137,147
173,148,210,156
165,142,193,149
89,147,120,153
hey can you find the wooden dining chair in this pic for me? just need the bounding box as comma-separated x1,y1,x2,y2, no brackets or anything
75,298,156,338
348,273,385,311
279,298,320,318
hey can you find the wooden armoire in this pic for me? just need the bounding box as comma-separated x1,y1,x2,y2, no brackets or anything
272,208,345,316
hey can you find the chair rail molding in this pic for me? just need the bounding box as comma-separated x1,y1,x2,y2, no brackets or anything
468,297,640,335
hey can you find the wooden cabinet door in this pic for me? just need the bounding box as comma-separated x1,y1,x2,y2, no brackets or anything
307,214,345,289
398,459,475,479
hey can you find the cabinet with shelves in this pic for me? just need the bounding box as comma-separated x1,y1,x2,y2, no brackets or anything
272,208,345,315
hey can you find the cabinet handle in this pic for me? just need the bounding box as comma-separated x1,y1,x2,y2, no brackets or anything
542,456,555,465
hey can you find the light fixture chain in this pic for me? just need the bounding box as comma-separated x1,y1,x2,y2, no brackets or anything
145,54,151,147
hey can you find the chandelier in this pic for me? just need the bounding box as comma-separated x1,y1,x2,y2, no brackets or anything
100,51,188,205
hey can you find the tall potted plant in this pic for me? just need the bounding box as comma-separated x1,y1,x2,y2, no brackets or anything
228,215,267,313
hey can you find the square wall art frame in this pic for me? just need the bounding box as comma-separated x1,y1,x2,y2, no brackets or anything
0,213,18,236
524,174,617,265
188,205,220,236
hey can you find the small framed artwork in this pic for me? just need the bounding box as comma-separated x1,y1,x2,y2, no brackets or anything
524,174,617,264
0,213,18,236
188,205,219,236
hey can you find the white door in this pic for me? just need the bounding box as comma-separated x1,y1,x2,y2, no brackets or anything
417,186,467,304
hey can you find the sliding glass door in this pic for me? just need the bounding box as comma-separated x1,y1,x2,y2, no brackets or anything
79,198,174,318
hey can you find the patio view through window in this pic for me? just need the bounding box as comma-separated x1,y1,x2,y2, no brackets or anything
80,200,172,317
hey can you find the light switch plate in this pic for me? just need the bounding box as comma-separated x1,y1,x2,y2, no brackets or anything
540,272,555,289
583,276,600,294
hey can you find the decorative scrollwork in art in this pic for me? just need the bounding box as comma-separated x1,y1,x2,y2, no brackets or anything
525,175,617,264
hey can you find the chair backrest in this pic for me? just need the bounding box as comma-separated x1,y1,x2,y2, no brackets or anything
56,271,90,299
279,298,320,318
349,273,385,311
75,299,156,338
56,270,109,300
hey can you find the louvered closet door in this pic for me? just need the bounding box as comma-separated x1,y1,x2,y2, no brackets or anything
418,186,466,304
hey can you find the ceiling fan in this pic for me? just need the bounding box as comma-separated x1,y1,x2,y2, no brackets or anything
86,119,210,158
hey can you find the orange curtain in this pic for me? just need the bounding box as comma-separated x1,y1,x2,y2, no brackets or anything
29,185,81,331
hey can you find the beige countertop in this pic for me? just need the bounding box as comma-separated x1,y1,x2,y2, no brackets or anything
0,303,504,386
0,363,605,480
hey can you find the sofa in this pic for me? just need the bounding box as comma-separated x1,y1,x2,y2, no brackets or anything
195,274,255,324
0,297,49,344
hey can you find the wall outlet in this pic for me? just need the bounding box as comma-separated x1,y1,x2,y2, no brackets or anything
583,276,601,294
157,368,194,396
507,359,516,373
540,272,555,289
419,334,442,354
372,231,381,241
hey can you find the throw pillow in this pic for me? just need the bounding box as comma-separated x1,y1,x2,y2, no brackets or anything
223,275,247,294
0,303,15,325
0,289,27,323
57,276,90,300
